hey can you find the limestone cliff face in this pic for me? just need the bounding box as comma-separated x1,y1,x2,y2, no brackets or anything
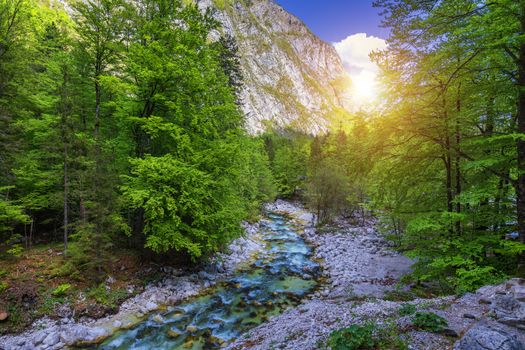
197,0,352,134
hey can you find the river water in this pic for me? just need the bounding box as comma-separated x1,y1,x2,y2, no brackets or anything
98,212,320,350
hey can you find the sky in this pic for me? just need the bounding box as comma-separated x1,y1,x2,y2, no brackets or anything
275,0,389,104
275,0,387,42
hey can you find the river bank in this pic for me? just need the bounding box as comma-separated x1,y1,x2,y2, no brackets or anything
0,220,266,350
229,201,525,350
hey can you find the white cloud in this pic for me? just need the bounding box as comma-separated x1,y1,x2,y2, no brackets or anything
333,33,387,75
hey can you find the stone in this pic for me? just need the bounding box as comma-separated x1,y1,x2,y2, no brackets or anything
42,332,60,347
510,286,525,302
186,325,198,333
152,315,164,323
441,328,459,338
112,320,122,328
59,325,109,346
492,295,525,329
144,301,158,312
463,313,477,320
33,331,47,345
167,329,181,338
454,323,525,350
0,311,8,321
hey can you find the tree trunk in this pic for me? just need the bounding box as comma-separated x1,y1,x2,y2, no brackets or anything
29,217,34,249
517,2,525,257
455,82,462,234
63,142,69,255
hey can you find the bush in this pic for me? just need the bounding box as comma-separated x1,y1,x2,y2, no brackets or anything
51,283,71,297
328,323,377,350
0,281,9,293
327,321,408,350
412,312,448,332
397,303,417,316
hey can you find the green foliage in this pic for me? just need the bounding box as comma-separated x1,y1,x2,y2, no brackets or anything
365,0,525,294
123,155,236,258
412,312,448,333
87,284,127,307
397,303,417,316
212,0,232,10
51,283,71,297
328,323,377,350
455,266,504,294
263,131,309,198
328,321,408,350
0,281,9,293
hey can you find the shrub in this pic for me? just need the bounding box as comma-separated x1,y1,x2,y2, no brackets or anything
0,281,9,293
397,303,417,316
327,321,408,350
412,312,448,332
328,323,377,350
51,283,71,297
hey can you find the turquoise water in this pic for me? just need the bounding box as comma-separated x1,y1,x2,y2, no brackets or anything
98,213,320,349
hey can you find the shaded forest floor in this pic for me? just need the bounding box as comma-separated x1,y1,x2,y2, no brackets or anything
0,244,161,335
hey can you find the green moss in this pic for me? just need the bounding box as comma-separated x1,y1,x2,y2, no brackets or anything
213,0,233,10
51,283,71,297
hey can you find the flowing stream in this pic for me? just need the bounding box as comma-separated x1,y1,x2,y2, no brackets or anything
98,212,320,350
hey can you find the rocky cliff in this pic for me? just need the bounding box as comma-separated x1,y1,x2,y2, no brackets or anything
197,0,352,134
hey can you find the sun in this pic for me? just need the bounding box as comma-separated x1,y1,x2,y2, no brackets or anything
350,70,379,104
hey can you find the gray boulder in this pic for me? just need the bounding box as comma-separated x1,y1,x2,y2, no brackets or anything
59,325,109,346
454,323,525,350
492,295,525,330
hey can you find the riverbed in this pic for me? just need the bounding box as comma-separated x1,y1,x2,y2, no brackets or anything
98,212,320,349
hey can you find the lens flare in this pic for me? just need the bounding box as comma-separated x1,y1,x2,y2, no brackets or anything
350,70,379,103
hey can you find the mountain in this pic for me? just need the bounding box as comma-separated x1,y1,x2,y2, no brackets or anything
196,0,352,134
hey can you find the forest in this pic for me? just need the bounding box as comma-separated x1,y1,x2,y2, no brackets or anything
1,0,525,348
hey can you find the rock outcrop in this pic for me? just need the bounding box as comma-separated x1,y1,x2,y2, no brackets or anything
197,0,352,134
454,322,524,350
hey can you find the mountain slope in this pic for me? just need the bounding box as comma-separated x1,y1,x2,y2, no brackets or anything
197,0,352,134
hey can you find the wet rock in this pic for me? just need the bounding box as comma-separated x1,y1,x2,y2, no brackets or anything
59,325,109,346
167,328,181,338
454,323,525,350
152,314,164,323
186,325,198,333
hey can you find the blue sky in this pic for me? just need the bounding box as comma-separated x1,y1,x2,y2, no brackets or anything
275,0,387,43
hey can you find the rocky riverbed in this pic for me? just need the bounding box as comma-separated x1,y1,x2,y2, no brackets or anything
2,200,525,350
228,201,525,350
